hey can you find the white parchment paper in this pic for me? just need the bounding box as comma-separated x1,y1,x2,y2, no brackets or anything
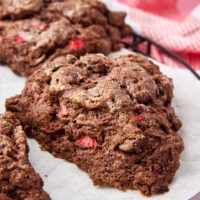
0,49,200,200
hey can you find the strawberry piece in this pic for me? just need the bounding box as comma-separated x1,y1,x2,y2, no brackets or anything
69,37,87,50
33,23,47,31
135,113,145,121
37,24,47,31
155,71,162,75
60,107,68,117
14,34,25,43
76,136,97,148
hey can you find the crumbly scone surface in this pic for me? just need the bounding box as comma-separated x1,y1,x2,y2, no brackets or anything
0,0,43,20
6,53,184,195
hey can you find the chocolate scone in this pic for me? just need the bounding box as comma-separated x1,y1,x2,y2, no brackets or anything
0,14,111,76
0,0,131,76
46,0,132,50
0,112,51,200
0,0,44,20
6,53,184,196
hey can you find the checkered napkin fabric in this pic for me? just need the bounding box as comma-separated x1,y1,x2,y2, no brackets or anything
116,0,200,70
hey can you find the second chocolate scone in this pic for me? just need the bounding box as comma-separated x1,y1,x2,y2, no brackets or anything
0,14,111,76
0,0,131,77
6,53,184,196
46,0,132,50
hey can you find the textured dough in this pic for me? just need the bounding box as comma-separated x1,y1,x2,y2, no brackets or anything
6,53,184,196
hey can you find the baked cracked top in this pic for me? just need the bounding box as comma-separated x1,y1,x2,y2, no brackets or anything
6,53,184,195
0,112,51,200
0,0,43,20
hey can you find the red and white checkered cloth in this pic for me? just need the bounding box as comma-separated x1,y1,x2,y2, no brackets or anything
114,0,200,70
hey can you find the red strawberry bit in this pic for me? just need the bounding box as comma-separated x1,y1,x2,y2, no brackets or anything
37,24,47,31
155,71,162,75
135,113,145,121
33,23,47,31
76,136,97,148
14,34,25,43
60,107,68,117
69,37,87,51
